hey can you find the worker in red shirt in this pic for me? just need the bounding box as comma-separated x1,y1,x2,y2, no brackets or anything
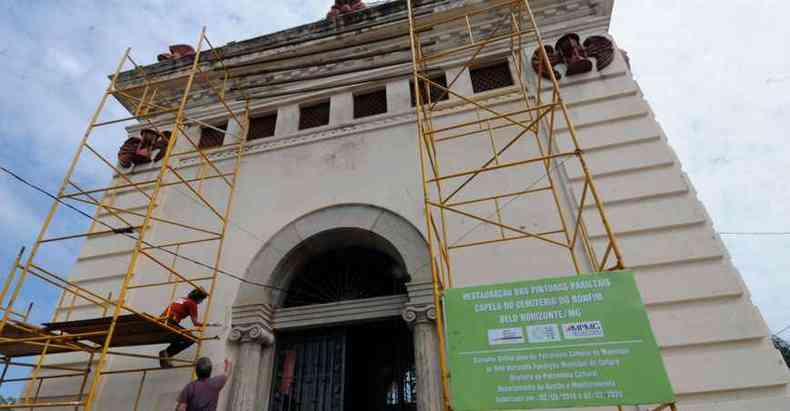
159,288,208,368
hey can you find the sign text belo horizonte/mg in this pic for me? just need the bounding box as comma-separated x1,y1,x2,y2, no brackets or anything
444,272,674,410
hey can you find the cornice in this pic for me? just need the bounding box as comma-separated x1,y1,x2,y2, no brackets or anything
113,1,611,97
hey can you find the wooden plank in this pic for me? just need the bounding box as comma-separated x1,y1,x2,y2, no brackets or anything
0,314,196,358
43,313,195,347
0,323,82,357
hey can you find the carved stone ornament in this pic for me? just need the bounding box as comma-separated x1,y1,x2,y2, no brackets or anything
531,33,614,80
157,44,196,62
327,0,366,19
117,128,171,169
401,304,436,326
228,324,274,345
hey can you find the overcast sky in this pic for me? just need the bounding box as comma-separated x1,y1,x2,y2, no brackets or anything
0,0,789,393
610,0,790,337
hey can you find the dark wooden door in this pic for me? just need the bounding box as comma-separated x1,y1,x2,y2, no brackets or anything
346,321,416,411
270,330,347,411
270,321,416,411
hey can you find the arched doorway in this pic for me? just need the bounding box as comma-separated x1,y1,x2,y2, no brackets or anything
270,229,416,411
228,204,441,411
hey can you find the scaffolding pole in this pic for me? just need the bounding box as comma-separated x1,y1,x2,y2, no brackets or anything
406,0,673,410
0,26,249,410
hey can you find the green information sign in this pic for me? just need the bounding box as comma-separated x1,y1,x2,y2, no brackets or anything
445,271,674,410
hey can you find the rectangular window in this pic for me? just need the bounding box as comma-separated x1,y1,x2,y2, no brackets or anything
470,61,514,93
353,89,388,119
299,101,330,130
410,73,449,106
199,120,228,149
248,112,278,140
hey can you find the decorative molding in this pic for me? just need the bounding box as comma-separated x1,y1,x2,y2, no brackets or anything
274,294,408,330
406,281,435,306
178,111,415,167
401,304,436,327
228,324,274,345
231,303,274,328
175,86,528,167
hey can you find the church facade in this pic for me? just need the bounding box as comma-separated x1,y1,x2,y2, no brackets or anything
43,1,789,410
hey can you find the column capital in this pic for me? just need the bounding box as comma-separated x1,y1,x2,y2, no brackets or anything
401,304,436,326
229,324,274,346
230,303,274,345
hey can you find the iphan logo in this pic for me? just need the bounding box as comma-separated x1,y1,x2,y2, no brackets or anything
561,320,604,339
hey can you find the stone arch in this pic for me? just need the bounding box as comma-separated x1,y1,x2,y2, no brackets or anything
234,203,430,307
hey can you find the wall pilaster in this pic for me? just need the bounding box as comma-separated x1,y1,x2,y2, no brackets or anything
402,304,443,411
227,304,275,411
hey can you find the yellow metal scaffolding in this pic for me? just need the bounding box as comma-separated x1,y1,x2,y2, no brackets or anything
0,27,249,410
405,1,674,410
0,1,679,410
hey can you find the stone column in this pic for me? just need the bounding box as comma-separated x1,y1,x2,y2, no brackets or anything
227,324,274,411
402,304,443,411
256,343,276,411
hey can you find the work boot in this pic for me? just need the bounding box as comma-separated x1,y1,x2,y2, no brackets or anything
159,350,173,368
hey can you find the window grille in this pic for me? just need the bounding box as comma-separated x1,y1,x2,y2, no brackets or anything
299,101,331,130
199,120,227,149
470,61,514,93
353,89,388,119
283,246,406,308
410,73,449,106
248,112,277,140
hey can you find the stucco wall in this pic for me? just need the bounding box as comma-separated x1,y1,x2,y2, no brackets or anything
33,11,790,411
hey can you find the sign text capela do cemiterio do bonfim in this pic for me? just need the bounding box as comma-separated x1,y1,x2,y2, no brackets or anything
444,271,674,410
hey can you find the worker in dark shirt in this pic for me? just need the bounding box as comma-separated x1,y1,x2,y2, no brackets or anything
159,288,208,368
176,357,231,411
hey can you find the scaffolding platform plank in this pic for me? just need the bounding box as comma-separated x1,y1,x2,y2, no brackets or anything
43,313,194,347
0,322,79,357
0,314,194,358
